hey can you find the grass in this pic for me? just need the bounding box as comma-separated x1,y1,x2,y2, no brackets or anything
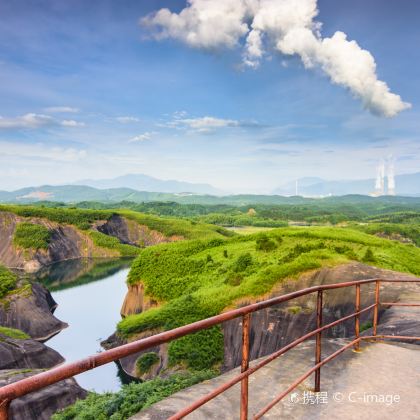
0,326,30,339
118,226,420,371
0,205,232,240
52,370,216,420
0,265,17,298
89,231,141,257
0,205,111,230
119,210,234,240
13,222,51,250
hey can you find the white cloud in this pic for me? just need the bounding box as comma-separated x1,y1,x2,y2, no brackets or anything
128,132,155,142
142,0,411,117
61,120,85,127
0,113,55,129
174,116,240,132
44,106,80,113
61,119,85,127
0,113,85,129
141,0,250,49
116,116,140,123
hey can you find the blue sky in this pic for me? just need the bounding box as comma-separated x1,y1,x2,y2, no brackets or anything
0,0,419,193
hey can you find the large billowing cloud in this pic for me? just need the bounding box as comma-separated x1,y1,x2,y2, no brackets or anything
142,0,410,117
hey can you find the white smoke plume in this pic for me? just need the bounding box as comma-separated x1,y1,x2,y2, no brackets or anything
141,0,411,117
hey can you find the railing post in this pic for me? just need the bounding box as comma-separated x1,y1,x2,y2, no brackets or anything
240,313,251,420
373,280,380,339
0,399,10,420
354,284,361,351
314,290,323,392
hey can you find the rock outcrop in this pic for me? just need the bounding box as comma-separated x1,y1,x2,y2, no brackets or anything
95,214,182,247
0,333,63,370
120,283,158,317
0,211,116,272
107,262,419,379
222,262,417,370
0,370,87,420
0,282,67,341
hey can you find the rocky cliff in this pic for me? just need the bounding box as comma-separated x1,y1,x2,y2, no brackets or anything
0,211,180,273
0,211,116,272
106,262,419,379
0,370,87,420
95,214,181,247
0,281,67,341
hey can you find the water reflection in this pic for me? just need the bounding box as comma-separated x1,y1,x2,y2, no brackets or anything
33,258,134,392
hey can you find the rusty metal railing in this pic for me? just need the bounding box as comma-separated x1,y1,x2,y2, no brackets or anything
1,277,420,419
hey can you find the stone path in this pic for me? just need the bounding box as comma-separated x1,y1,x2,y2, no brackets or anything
132,339,420,420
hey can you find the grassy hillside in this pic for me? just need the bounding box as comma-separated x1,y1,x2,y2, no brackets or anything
118,227,420,371
0,205,232,241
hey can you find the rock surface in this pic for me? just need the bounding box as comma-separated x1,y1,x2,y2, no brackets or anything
95,214,182,246
0,282,67,341
222,262,417,370
0,334,64,370
132,340,420,419
0,211,117,272
0,370,87,420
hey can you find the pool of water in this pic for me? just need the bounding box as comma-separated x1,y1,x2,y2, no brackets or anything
35,259,133,392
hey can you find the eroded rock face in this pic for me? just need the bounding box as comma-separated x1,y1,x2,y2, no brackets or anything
107,262,419,380
0,370,87,420
120,283,158,318
95,214,182,247
222,262,418,370
0,334,64,370
0,282,67,341
0,211,117,272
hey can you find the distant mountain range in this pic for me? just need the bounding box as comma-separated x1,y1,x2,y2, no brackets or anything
74,173,224,195
0,172,419,205
273,172,420,197
1,185,420,206
0,185,178,204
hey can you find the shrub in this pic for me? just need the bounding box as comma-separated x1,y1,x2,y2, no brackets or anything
363,248,375,263
13,223,51,250
223,249,228,258
233,253,253,272
255,234,277,252
52,370,216,420
136,352,160,375
0,266,17,298
89,231,140,257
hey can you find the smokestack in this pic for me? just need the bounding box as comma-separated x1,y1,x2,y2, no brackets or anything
387,159,396,196
374,161,385,195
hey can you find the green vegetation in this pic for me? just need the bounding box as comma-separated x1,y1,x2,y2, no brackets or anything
0,265,17,298
89,232,140,257
136,352,160,376
119,227,420,372
0,205,111,230
360,321,373,333
0,205,232,240
0,326,30,339
355,223,420,247
13,222,51,250
52,370,216,420
119,210,233,240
